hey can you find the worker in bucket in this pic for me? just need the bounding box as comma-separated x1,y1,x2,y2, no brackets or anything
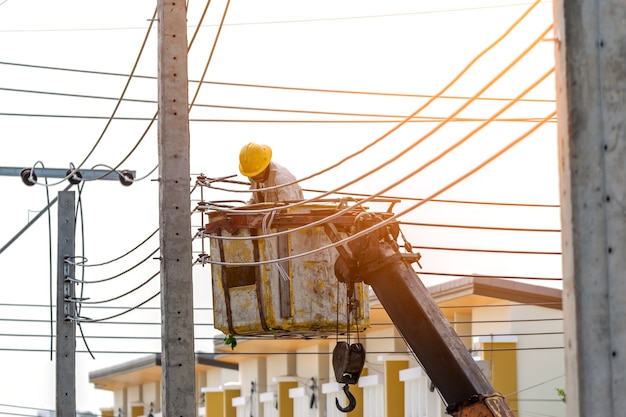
239,142,304,204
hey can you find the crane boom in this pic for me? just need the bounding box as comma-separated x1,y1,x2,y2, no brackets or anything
327,212,515,416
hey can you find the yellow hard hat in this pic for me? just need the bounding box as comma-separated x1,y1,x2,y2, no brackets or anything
239,142,272,177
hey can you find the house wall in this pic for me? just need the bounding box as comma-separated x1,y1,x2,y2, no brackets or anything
267,354,296,383
511,305,565,417
114,389,126,417
295,344,330,417
93,293,564,417
142,382,160,413
238,357,266,417
473,302,565,417
206,367,239,386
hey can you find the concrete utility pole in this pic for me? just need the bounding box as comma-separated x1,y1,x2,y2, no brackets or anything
57,191,76,417
0,167,135,416
554,0,626,415
157,1,196,416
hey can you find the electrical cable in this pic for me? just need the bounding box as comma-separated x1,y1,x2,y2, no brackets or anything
417,271,562,281
0,331,565,343
0,346,563,355
207,178,559,208
0,2,551,33
187,0,212,50
204,1,546,201
400,220,560,233
0,316,561,326
73,272,158,304
80,228,158,267
73,5,158,180
75,181,96,359
415,245,560,256
0,301,563,310
202,177,559,208
0,182,74,257
203,24,555,229
70,291,160,323
207,108,556,267
44,173,53,361
0,84,555,106
0,1,545,191
81,0,227,183
0,112,558,124
72,248,159,284
188,0,230,109
202,64,556,254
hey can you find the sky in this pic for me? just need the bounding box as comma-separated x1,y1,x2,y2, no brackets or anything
0,0,560,414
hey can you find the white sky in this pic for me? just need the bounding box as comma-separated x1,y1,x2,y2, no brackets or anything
0,0,560,414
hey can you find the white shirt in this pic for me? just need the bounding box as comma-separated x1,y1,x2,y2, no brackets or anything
248,161,304,204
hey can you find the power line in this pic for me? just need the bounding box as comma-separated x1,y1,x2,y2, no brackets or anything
415,245,560,256
210,180,560,208
0,2,550,33
417,271,562,281
400,220,560,233
0,85,555,109
200,21,555,247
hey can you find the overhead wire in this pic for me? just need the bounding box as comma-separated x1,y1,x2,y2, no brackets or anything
400,220,559,233
73,5,158,180
43,172,53,360
189,0,230,108
414,245,560,256
0,316,562,327
204,177,560,208
73,272,159,304
417,271,562,281
202,28,554,230
0,346,563,355
0,1,560,376
86,0,229,184
0,330,565,341
0,81,555,105
11,6,160,189
0,301,562,310
0,2,551,33
76,184,96,358
202,0,546,200
70,248,159,284
201,27,556,250
0,1,548,190
70,291,160,323
80,228,159,267
202,104,556,267
0,111,558,124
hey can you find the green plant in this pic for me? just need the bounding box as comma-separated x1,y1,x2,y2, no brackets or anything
556,388,566,403
224,334,237,350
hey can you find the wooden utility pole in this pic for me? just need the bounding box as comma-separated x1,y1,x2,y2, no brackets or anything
56,191,76,417
554,0,626,415
157,1,196,416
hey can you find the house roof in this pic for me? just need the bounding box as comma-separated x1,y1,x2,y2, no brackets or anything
426,276,562,311
89,277,562,389
89,352,238,391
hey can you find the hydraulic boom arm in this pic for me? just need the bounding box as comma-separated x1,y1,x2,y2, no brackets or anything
326,213,515,417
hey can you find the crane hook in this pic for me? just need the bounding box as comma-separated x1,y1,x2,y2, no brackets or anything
335,383,357,413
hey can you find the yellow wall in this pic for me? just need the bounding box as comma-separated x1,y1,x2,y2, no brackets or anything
277,381,298,417
204,391,224,417
130,405,144,417
101,409,115,417
482,342,518,415
384,360,408,417
224,388,241,417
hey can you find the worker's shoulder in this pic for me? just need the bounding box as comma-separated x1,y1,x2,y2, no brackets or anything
270,161,295,175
